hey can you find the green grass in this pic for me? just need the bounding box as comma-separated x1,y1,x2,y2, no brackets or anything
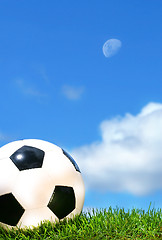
0,206,161,239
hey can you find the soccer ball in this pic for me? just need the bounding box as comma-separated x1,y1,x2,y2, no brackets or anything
0,139,85,228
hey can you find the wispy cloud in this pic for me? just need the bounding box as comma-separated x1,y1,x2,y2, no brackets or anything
33,64,50,83
0,131,11,144
0,133,6,142
15,79,46,98
39,69,49,83
62,85,84,100
72,102,162,196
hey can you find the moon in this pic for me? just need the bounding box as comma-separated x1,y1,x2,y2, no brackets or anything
103,39,122,58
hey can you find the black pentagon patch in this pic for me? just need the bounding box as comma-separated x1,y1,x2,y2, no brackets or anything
48,186,75,219
62,149,80,172
10,145,45,171
0,193,25,226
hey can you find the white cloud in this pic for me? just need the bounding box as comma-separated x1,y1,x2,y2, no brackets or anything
72,102,162,196
0,134,5,141
0,132,10,143
35,65,50,83
62,85,84,100
15,79,46,98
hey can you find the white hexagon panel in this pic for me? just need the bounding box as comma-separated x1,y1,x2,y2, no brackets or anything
0,139,85,228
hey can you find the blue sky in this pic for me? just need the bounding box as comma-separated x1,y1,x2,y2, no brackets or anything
0,0,162,211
